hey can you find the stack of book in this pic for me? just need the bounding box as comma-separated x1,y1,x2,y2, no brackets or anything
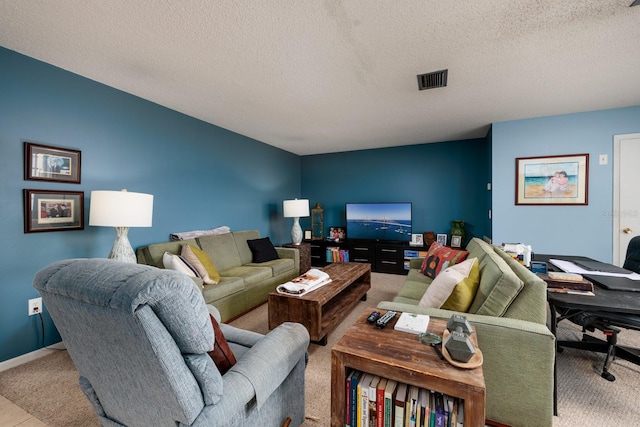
345,369,464,427
538,271,595,296
326,246,349,263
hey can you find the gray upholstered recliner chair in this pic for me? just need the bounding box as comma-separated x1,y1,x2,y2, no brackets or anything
33,259,310,427
623,235,640,273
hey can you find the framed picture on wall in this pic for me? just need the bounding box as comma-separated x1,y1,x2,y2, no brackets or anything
515,153,589,205
23,189,84,233
24,142,81,184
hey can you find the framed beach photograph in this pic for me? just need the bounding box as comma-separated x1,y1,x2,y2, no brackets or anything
24,189,84,233
24,142,81,183
516,154,589,205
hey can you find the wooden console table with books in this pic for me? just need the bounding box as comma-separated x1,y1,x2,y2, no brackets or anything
268,262,371,345
331,309,485,427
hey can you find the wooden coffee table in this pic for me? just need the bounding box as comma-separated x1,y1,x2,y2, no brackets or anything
331,309,486,427
268,262,371,345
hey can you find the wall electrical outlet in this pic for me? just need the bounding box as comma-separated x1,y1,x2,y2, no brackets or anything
28,297,42,316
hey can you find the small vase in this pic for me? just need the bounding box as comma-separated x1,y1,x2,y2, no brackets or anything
449,220,466,245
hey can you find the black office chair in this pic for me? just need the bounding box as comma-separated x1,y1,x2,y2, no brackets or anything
623,235,640,273
563,236,640,381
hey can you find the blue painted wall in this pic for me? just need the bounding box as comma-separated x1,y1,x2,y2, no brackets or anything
0,47,301,362
492,106,640,261
300,139,492,242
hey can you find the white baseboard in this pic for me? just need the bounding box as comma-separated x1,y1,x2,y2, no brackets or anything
0,342,66,373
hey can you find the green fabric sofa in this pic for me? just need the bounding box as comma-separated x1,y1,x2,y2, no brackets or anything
136,230,299,322
377,237,555,427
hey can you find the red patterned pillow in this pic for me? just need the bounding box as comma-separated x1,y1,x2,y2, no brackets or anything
420,242,469,278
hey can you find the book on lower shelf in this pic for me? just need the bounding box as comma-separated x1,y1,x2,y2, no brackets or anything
276,268,332,296
326,246,349,263
393,312,430,334
344,368,464,427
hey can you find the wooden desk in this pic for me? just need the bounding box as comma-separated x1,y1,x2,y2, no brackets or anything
535,254,640,413
331,310,485,427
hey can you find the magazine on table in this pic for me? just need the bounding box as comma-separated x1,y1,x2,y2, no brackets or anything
276,268,332,296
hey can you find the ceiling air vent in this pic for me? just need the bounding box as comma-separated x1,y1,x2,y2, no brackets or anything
417,69,448,91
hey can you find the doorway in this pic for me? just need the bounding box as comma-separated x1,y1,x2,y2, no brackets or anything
613,133,640,266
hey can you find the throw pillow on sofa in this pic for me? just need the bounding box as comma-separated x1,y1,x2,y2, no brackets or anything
468,250,524,316
162,252,200,278
247,237,279,263
441,258,480,312
420,242,469,278
418,258,479,311
181,245,221,286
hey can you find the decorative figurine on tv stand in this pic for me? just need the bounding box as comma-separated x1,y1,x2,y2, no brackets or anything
311,202,324,240
423,231,436,247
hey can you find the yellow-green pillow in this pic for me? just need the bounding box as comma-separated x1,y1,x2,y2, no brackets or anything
181,245,220,285
442,258,480,312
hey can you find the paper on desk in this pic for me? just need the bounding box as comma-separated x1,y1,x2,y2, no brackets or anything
549,259,640,280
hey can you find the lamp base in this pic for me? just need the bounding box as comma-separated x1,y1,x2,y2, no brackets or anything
108,226,137,263
291,217,303,245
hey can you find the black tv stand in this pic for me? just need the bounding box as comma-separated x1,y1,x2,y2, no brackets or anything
306,239,428,275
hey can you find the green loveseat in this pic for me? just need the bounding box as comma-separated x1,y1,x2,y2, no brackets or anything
136,230,299,322
377,237,555,427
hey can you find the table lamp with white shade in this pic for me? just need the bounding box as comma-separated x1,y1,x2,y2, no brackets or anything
283,199,309,245
89,189,154,263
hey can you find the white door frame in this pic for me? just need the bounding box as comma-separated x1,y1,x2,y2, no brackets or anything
613,132,640,265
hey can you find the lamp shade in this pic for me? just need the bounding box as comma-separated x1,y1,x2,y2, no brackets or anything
283,199,309,218
89,190,154,227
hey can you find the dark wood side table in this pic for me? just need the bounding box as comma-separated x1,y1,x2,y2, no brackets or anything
283,242,311,273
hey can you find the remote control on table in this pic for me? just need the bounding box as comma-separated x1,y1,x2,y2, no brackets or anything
376,310,397,328
367,311,381,323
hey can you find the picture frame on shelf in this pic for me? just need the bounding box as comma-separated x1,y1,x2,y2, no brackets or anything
436,233,447,246
24,142,81,184
23,189,84,233
304,230,312,240
515,153,589,205
410,233,424,247
451,235,462,248
327,226,346,242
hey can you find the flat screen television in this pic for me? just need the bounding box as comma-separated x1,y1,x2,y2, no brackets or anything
345,202,412,242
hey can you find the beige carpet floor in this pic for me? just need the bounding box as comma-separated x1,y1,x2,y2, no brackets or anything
1,272,639,426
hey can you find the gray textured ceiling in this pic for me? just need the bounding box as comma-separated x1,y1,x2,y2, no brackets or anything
1,1,639,155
